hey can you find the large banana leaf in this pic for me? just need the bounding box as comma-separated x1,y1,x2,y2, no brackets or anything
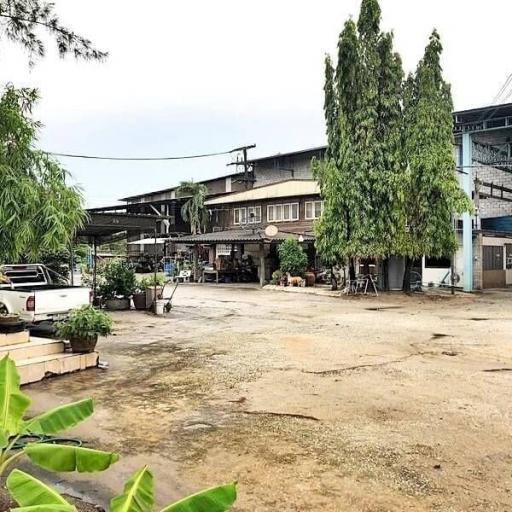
0,356,31,436
24,443,119,472
160,482,237,512
24,398,94,434
6,469,76,511
110,465,154,512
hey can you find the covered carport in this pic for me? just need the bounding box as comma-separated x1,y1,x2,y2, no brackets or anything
76,211,161,299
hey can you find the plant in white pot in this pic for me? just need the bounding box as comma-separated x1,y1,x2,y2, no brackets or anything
57,305,113,353
99,260,137,310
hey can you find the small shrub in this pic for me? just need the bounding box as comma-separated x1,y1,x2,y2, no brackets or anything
56,305,113,339
99,260,137,299
277,237,308,276
138,274,166,291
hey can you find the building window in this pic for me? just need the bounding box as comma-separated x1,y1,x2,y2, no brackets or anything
247,206,261,224
234,208,246,225
305,201,323,220
234,206,261,225
267,203,299,222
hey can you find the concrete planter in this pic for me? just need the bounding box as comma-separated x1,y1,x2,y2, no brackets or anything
105,298,131,311
145,287,163,309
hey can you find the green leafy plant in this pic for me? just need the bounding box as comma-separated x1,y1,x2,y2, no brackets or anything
7,466,237,512
139,274,166,291
99,260,137,300
56,305,113,340
270,269,283,285
277,238,308,276
177,181,209,235
0,355,118,477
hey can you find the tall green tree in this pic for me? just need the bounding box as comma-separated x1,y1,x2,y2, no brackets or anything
0,0,107,64
315,0,406,280
177,181,209,235
401,30,472,290
0,86,87,264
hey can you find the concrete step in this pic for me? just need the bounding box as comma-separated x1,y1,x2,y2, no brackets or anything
0,337,65,362
17,352,99,385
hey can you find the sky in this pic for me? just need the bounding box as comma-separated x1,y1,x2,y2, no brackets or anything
2,0,511,207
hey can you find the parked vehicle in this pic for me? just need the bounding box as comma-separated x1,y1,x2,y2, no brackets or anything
0,264,91,324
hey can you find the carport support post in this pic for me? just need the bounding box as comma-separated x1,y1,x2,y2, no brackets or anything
92,237,97,303
259,243,265,287
462,132,473,292
192,245,199,282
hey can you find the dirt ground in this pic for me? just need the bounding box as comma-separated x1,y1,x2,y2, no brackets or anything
23,285,512,511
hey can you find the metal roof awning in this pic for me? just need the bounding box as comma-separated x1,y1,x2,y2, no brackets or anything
76,212,160,243
168,229,315,245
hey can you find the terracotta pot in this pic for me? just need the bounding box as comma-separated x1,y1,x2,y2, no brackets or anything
105,298,131,311
70,334,98,353
132,292,147,310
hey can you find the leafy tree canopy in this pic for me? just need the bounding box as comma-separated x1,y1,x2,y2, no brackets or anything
0,0,107,64
0,86,86,264
177,180,209,235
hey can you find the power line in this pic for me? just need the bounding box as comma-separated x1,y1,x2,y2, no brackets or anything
492,72,512,104
45,145,255,162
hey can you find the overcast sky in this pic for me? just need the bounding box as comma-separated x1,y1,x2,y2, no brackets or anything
2,0,510,206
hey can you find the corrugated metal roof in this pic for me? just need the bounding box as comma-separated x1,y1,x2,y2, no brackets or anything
204,179,320,206
169,229,314,244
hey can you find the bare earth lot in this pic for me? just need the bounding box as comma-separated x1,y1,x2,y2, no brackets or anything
25,285,512,511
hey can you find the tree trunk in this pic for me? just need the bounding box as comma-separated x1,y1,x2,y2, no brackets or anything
330,265,338,291
402,256,413,293
349,258,356,281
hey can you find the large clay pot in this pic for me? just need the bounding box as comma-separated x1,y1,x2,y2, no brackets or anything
132,292,147,310
105,298,131,311
304,272,316,287
70,334,98,353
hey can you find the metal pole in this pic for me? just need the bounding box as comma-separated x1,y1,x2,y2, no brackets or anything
69,242,75,286
462,133,474,292
153,226,158,314
92,238,97,304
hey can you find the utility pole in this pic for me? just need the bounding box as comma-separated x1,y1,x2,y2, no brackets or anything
227,144,256,189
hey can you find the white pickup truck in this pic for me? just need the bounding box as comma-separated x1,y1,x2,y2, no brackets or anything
0,264,91,324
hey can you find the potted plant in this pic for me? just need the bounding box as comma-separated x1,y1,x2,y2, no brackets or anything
143,274,166,309
56,305,113,353
132,277,148,310
99,260,137,310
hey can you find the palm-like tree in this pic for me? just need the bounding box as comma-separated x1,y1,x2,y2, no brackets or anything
177,181,209,234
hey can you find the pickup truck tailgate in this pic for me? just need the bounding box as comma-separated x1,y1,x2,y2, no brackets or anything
34,287,90,317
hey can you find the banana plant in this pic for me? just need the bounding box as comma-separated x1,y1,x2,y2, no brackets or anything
0,355,119,476
7,467,237,512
